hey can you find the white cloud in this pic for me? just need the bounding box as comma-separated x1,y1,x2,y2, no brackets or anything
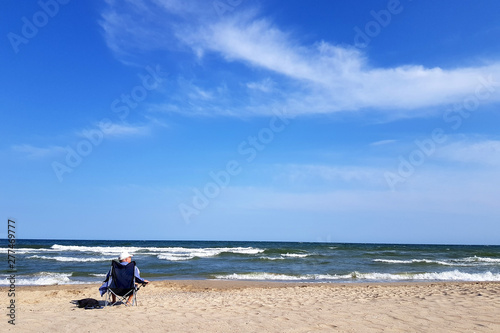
177,78,214,100
100,1,500,117
276,164,386,188
95,122,151,137
11,144,66,159
184,17,500,113
370,139,397,146
437,140,500,166
12,121,152,159
247,78,275,93
99,0,186,63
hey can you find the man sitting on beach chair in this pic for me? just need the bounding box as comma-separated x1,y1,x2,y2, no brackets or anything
99,251,149,306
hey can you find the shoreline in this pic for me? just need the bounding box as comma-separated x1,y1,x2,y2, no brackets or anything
4,280,500,332
3,278,500,290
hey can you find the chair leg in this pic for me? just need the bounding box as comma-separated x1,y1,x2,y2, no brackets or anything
124,292,136,306
104,291,110,306
105,290,137,306
105,291,119,307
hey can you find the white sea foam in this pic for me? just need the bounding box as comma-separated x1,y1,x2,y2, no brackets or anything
0,272,78,286
90,273,107,277
1,245,150,256
156,247,264,261
50,244,144,255
373,259,453,266
459,256,500,263
354,270,500,281
4,244,264,262
28,255,113,262
282,253,309,258
215,270,500,282
260,253,309,261
49,244,264,259
374,256,500,267
411,270,500,281
0,247,57,254
259,256,285,261
214,273,351,281
157,253,194,261
215,273,313,281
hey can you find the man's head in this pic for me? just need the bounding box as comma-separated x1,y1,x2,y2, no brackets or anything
118,251,133,262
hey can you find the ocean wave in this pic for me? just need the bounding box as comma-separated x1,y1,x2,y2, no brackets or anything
156,247,264,261
354,270,500,282
259,253,310,261
282,253,309,258
50,244,145,255
90,273,107,277
0,272,78,286
27,255,113,262
459,256,500,263
4,244,265,261
373,256,500,266
214,270,500,282
157,253,194,261
373,259,453,266
214,273,319,281
259,256,286,261
0,247,57,254
49,244,264,258
214,272,353,281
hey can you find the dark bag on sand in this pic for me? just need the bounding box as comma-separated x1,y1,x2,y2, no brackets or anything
77,298,101,309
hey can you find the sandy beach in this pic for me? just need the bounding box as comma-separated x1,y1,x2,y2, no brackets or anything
3,280,500,332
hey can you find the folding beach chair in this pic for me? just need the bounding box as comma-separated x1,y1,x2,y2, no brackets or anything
104,260,144,307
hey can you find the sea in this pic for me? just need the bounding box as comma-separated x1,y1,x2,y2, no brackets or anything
1,239,500,286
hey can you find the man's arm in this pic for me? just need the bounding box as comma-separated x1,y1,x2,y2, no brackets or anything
134,266,149,284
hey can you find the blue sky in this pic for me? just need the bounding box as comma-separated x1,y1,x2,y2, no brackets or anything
2,0,500,244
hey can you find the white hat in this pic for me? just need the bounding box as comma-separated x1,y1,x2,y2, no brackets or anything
119,251,133,261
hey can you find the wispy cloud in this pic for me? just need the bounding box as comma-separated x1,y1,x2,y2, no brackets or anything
11,144,66,159
99,1,500,118
74,121,152,139
370,139,397,146
178,78,214,101
437,139,500,166
13,121,153,160
275,164,386,188
99,0,214,64
247,78,275,93
183,16,500,113
96,122,151,137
